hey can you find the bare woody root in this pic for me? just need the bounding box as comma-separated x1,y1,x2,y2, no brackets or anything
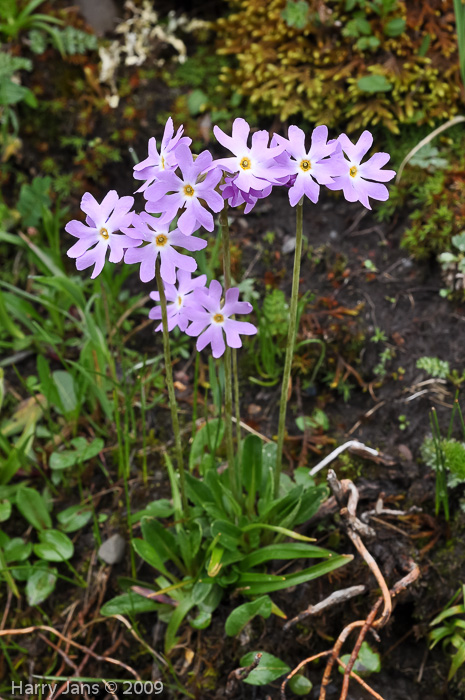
280,469,420,700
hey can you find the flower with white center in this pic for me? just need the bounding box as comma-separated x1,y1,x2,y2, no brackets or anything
149,270,207,332
144,146,224,235
123,212,207,284
326,131,396,210
66,190,139,279
213,118,288,194
133,117,191,192
272,125,346,206
185,279,257,358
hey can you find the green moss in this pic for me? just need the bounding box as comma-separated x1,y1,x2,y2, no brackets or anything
216,0,461,133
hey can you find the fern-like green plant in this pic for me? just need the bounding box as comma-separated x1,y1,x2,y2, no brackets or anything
423,395,465,519
251,289,310,385
430,584,465,681
0,52,36,147
416,356,451,380
28,25,98,55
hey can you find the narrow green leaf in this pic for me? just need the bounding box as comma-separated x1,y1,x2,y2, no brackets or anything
132,538,170,578
101,591,160,616
242,523,315,542
16,487,52,530
225,595,272,636
238,542,331,571
239,650,290,685
211,520,242,551
236,555,352,594
241,434,262,509
207,545,224,577
52,371,77,415
449,638,465,679
0,499,12,522
165,597,196,654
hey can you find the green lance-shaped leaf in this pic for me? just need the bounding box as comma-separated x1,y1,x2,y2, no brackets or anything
239,651,290,685
225,595,272,636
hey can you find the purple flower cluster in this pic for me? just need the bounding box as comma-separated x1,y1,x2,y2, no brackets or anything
66,116,395,356
149,278,257,357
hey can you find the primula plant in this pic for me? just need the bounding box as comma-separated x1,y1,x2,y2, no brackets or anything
65,116,394,663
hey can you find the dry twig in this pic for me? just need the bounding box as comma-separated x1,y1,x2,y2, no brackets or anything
226,652,262,696
283,585,366,631
281,470,420,700
0,625,141,680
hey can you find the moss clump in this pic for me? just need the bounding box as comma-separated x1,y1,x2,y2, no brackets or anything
401,157,465,260
216,0,461,133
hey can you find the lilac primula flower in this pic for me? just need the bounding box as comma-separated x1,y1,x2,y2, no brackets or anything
133,117,191,193
122,212,207,284
272,125,346,206
144,146,224,235
326,131,396,210
185,279,257,358
221,175,273,214
66,190,139,279
149,270,207,332
213,118,288,194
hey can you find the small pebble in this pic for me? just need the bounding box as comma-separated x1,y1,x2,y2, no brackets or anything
98,533,126,565
282,236,296,254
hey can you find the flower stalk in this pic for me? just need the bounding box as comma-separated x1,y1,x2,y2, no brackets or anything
219,206,239,495
274,198,304,497
219,205,243,455
220,202,241,459
155,259,189,515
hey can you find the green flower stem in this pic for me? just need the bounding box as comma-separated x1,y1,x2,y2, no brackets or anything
219,206,238,496
274,198,304,497
192,351,200,441
232,348,242,454
155,260,188,515
220,205,232,290
223,345,237,497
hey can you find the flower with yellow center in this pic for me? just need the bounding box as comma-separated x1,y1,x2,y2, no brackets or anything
213,117,288,194
156,234,168,247
149,271,208,332
185,280,257,359
144,144,223,235
271,124,344,206
66,190,137,280
133,117,191,193
123,212,207,284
